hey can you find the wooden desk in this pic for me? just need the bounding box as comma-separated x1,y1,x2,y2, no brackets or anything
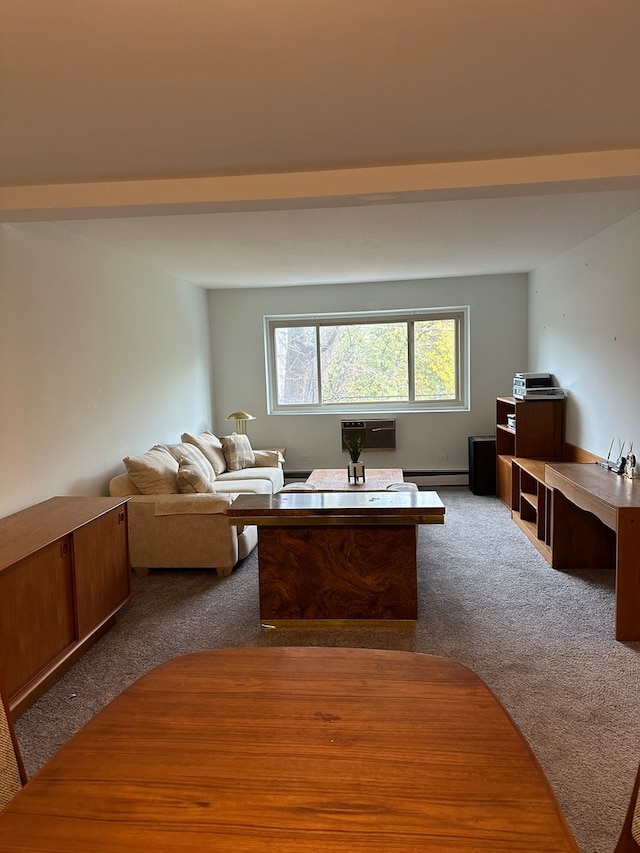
306,467,404,491
0,648,578,852
545,462,640,641
227,492,444,623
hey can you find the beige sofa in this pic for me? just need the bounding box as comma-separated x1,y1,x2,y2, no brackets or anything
109,431,284,577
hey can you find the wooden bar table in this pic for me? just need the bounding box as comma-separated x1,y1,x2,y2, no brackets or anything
0,647,578,852
227,491,445,624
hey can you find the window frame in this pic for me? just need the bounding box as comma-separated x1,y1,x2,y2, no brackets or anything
264,306,470,415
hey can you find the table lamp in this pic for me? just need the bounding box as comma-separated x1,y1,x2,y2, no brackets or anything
226,410,256,434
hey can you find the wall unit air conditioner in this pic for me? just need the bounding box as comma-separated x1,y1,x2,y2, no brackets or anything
341,419,396,452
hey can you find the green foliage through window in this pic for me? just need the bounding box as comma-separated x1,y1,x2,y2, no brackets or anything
266,308,467,413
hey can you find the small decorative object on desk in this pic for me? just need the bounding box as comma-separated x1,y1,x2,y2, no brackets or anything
347,460,366,483
624,444,636,479
344,435,365,483
613,440,627,474
598,438,631,474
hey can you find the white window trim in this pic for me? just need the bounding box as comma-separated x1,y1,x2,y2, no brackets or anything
264,306,470,415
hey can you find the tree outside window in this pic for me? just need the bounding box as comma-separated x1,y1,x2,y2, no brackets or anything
266,307,468,414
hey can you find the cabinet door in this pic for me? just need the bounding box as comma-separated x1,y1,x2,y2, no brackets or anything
0,539,75,700
73,507,130,638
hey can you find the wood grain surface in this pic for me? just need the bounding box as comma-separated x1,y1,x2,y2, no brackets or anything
0,647,578,852
258,525,418,620
226,491,445,524
306,468,404,491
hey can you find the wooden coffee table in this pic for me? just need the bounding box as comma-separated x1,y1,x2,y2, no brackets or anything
227,491,444,624
306,467,404,491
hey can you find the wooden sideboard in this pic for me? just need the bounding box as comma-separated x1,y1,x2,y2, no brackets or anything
0,497,131,716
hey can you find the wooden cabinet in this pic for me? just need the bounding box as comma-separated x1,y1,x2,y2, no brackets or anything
0,497,130,717
73,508,130,637
495,396,565,506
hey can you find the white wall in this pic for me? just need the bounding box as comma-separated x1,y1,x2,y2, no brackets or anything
208,274,528,474
529,211,640,460
0,223,213,517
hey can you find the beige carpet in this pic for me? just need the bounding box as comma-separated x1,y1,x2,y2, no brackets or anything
14,487,640,852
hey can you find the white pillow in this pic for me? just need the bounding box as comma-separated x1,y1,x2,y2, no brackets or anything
221,434,256,471
123,446,179,494
164,442,216,481
181,431,227,475
176,455,217,494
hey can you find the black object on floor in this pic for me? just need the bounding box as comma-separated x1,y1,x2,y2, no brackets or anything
468,435,496,495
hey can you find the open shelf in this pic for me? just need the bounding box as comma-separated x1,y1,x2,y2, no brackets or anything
495,396,565,507
510,458,553,561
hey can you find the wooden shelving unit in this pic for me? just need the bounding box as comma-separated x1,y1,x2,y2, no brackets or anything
495,395,565,508
511,458,554,560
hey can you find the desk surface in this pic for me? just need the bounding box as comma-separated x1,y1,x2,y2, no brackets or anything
545,462,640,513
227,490,445,525
0,648,577,852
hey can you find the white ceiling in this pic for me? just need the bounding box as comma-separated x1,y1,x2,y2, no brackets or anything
2,0,640,287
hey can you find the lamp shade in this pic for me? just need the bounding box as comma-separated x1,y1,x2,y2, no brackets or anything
226,411,256,422
226,411,256,434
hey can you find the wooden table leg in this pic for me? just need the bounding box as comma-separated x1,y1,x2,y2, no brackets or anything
615,510,640,641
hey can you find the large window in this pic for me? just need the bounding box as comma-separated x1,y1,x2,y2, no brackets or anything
265,307,469,414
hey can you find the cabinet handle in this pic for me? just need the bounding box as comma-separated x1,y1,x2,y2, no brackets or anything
119,511,125,524
60,542,68,557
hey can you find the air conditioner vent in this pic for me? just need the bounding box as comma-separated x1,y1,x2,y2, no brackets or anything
341,419,396,452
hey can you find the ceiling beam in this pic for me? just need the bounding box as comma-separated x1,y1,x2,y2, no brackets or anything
2,150,640,223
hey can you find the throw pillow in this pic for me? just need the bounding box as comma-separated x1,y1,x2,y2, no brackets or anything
123,445,179,494
164,442,216,481
176,455,217,494
181,431,227,475
220,433,255,471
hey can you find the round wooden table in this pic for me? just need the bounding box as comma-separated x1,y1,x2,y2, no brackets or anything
0,647,578,851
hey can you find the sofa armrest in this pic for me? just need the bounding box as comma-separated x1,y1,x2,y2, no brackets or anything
150,493,233,515
253,449,283,468
125,494,242,572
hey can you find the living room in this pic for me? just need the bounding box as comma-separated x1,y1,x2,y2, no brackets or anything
1,5,639,520
1,4,640,849
2,208,639,521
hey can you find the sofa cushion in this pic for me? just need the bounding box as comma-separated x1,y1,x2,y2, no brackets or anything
123,446,179,494
176,455,217,494
207,479,273,495
217,466,284,492
165,442,216,482
221,434,256,471
181,431,227,475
